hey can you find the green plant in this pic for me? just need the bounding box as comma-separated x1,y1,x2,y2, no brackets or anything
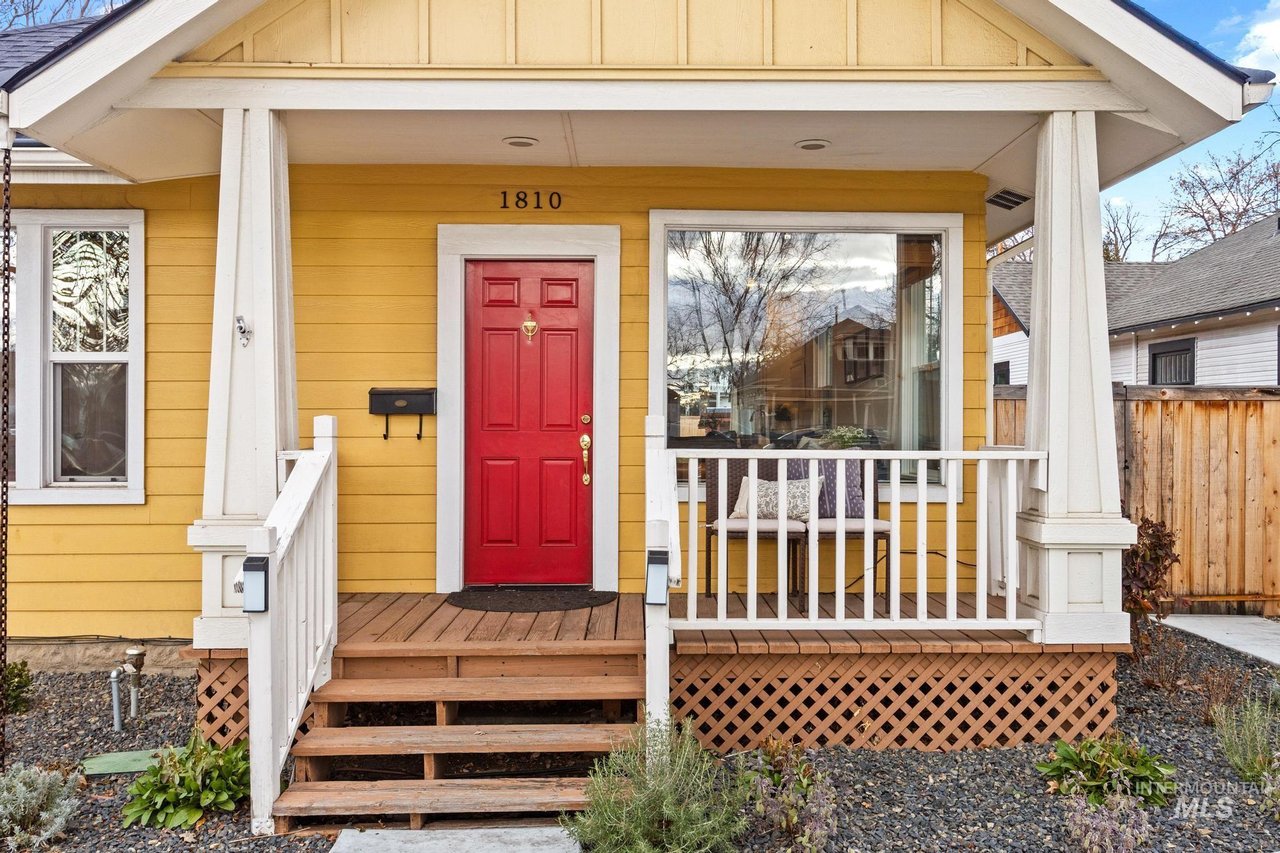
560,718,749,853
1211,696,1280,782
122,729,249,829
0,764,80,851
819,426,867,449
2,662,33,715
1263,750,1280,821
1121,518,1179,649
1063,793,1151,853
1036,732,1176,807
741,738,836,853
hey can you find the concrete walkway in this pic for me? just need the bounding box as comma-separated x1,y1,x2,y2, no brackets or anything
1164,615,1280,667
330,827,579,852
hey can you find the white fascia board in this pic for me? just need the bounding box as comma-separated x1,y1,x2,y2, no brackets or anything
995,0,1257,123
8,0,267,142
120,78,1144,113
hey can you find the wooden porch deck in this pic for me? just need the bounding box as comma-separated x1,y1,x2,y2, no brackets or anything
669,592,1129,656
337,592,646,654
337,592,1128,658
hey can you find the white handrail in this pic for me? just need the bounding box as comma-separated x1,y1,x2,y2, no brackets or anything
665,446,1045,636
246,416,338,835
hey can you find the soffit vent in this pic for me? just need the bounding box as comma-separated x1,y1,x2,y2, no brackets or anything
986,188,1032,211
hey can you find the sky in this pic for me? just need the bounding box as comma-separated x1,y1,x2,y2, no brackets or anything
1107,1,1280,258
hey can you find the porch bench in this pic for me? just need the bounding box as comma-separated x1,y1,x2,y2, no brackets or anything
703,456,891,600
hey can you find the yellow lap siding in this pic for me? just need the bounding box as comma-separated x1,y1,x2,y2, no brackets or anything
9,165,991,637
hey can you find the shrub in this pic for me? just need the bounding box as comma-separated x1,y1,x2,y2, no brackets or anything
1211,697,1280,783
1196,665,1252,725
819,426,868,449
122,729,249,830
2,662,33,715
1263,751,1280,822
741,738,837,853
1063,793,1151,853
1121,518,1179,649
560,718,749,853
1134,625,1189,693
1035,732,1176,807
0,764,80,851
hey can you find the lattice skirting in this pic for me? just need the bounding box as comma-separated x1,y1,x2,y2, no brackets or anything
670,651,1118,753
191,652,316,747
195,654,250,747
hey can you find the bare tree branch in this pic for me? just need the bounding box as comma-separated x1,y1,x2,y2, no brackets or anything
1151,144,1280,260
1102,200,1142,261
1,0,120,31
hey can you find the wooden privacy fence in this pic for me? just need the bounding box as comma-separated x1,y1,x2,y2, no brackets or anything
994,385,1280,614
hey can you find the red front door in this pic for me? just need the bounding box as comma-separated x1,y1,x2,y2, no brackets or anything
464,260,594,585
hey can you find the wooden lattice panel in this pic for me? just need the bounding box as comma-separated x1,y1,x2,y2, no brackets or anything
670,651,1117,753
196,656,249,747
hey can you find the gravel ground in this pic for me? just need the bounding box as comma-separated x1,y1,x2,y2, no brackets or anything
743,627,1280,853
8,627,1280,851
7,672,332,852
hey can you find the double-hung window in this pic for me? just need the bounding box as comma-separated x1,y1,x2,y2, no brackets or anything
10,210,145,504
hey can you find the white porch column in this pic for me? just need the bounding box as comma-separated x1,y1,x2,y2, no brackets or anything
1018,111,1135,644
189,109,298,649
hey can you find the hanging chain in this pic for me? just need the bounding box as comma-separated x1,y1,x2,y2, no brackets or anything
0,145,12,770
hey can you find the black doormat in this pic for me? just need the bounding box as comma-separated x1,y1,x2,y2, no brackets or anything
446,587,618,613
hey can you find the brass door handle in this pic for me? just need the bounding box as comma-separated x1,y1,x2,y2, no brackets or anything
580,434,591,485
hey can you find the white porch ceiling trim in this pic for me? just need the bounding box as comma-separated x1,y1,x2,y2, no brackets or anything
119,78,1146,114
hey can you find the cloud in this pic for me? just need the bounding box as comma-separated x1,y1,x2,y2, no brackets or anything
1234,0,1280,71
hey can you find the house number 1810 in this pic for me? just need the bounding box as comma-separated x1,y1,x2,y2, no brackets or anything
500,190,562,210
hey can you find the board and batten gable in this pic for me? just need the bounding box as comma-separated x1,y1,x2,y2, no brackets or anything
7,165,992,636
173,0,1086,73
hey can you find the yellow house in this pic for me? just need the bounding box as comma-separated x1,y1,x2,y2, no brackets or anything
0,0,1272,833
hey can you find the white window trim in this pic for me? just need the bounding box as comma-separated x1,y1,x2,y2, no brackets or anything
648,210,964,503
436,225,621,593
10,209,145,505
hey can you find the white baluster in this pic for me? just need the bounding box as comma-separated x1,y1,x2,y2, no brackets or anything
777,460,788,622
717,458,728,622
807,459,819,622
835,459,846,622
889,460,901,622
975,458,988,623
687,457,698,621
916,459,928,621
863,459,874,623
747,458,758,622
945,458,958,622
1005,458,1019,621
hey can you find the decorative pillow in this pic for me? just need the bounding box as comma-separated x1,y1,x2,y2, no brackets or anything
729,476,824,521
785,459,866,518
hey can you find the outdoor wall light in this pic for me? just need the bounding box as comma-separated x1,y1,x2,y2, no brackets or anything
794,138,831,151
503,136,539,148
645,550,670,606
242,556,269,613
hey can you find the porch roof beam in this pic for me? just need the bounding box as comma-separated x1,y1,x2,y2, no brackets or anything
117,78,1146,114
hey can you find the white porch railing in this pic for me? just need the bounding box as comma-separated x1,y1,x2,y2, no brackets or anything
660,447,1046,635
246,416,339,835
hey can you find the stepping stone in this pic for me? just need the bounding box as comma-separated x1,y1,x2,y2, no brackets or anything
330,826,579,852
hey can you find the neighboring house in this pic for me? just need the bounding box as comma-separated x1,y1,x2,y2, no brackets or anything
0,0,1272,834
992,215,1280,386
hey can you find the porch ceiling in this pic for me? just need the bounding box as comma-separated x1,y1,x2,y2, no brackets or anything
66,105,1183,241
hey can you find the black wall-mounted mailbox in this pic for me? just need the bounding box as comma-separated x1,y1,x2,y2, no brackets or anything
369,387,436,440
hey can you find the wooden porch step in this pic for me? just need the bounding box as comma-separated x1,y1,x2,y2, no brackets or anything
272,778,589,817
309,676,644,704
293,723,633,756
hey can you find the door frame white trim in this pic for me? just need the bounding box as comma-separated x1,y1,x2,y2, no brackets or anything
437,225,621,593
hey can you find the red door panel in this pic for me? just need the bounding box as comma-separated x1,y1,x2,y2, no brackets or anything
465,260,594,585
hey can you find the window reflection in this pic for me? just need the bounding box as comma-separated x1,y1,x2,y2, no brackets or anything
56,362,127,481
51,229,129,353
666,230,943,478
